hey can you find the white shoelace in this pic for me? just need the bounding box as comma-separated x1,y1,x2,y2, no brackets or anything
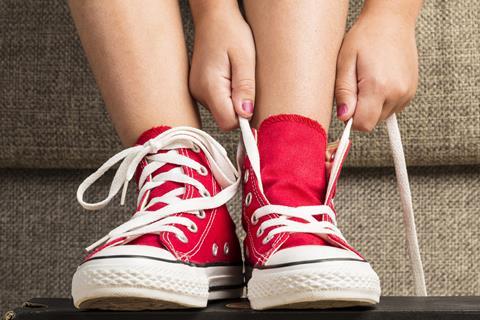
239,115,427,296
249,204,346,245
77,127,240,252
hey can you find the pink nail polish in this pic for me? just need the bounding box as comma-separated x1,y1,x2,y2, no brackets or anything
337,103,348,117
242,100,254,114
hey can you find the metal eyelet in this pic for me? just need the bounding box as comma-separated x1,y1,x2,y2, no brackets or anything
201,190,211,197
188,223,198,233
177,234,188,243
245,192,252,206
244,170,249,183
224,243,229,255
192,144,201,153
197,210,206,219
262,235,272,245
251,214,258,225
198,166,208,176
256,227,264,237
212,243,218,256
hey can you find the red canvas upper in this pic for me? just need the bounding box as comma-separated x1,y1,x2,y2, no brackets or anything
87,126,241,266
242,114,362,267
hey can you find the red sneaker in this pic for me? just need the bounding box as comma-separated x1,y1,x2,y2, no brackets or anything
72,126,243,310
239,115,381,310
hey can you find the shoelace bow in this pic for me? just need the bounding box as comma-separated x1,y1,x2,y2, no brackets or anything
239,115,427,296
77,127,239,252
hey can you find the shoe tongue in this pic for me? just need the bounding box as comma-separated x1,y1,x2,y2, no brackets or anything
134,126,182,212
257,114,328,206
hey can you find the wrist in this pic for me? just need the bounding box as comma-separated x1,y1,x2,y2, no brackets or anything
361,0,421,29
189,0,240,25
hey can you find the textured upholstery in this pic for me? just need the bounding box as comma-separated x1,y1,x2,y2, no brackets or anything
0,1,479,169
1,0,479,314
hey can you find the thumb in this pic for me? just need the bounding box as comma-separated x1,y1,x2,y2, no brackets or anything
335,51,357,122
229,49,256,118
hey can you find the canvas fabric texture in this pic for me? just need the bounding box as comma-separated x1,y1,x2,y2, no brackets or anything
0,0,479,169
1,166,479,313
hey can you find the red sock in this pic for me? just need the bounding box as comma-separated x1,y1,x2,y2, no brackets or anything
257,114,328,206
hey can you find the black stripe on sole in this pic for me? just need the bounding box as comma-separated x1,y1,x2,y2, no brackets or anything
244,258,367,283
254,257,367,270
83,254,243,268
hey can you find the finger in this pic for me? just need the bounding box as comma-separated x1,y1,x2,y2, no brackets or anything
380,82,416,121
189,70,239,131
205,89,239,131
395,102,409,115
189,69,212,112
335,49,358,122
229,48,256,118
379,99,397,122
352,79,385,132
380,90,414,121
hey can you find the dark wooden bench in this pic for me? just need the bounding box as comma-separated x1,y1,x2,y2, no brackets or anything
4,297,480,320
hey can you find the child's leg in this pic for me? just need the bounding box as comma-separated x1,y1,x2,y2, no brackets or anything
241,0,349,205
69,0,200,146
243,0,348,130
70,3,244,311
240,2,382,310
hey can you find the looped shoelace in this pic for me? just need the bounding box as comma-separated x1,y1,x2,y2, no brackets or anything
250,204,346,245
77,126,240,252
239,115,427,296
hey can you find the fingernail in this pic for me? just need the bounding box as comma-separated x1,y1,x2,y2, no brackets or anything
242,100,254,114
337,103,348,117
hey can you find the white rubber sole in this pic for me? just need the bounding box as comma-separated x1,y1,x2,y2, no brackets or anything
247,259,381,310
71,256,243,310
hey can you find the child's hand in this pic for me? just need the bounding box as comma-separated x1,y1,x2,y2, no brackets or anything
189,1,255,131
335,9,419,132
